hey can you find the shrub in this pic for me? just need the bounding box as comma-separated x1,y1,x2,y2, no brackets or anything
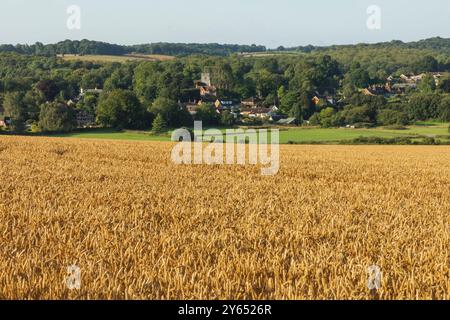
152,114,167,134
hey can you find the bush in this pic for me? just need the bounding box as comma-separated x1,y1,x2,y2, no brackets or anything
346,136,412,145
150,97,192,128
3,92,26,132
377,109,409,126
353,122,374,129
347,136,443,145
220,111,236,127
30,122,41,133
308,113,321,126
422,137,440,145
334,105,372,126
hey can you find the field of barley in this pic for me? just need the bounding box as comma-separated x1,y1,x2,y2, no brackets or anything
0,136,448,300
59,54,175,63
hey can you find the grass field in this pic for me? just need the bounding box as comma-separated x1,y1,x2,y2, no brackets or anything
0,136,448,299
47,123,450,144
51,129,171,141
59,54,175,63
279,124,450,143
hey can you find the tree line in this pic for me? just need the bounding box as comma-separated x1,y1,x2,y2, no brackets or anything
280,37,450,55
1,37,449,57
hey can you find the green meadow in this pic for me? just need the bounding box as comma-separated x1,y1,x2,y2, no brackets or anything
43,122,450,144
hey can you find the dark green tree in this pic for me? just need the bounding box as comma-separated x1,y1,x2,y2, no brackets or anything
280,90,299,115
407,93,441,121
3,92,26,132
220,110,236,127
416,56,438,73
438,96,450,122
195,104,220,126
318,107,336,128
291,102,303,126
419,74,436,93
38,102,76,132
149,97,192,128
35,79,60,102
152,113,167,134
438,75,450,93
376,109,409,126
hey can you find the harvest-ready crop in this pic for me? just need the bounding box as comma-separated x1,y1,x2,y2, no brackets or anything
0,136,448,299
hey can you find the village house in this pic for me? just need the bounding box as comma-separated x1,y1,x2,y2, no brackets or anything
186,104,200,116
241,97,261,108
177,76,215,112
183,99,223,116
390,83,417,94
383,74,419,94
76,109,96,128
180,88,202,105
311,95,336,106
267,106,284,122
241,107,267,118
0,117,12,128
198,85,217,97
363,75,430,96
430,72,444,85
362,84,392,97
215,99,239,111
397,72,443,85
311,96,321,105
385,72,446,93
240,106,278,119
213,100,241,118
79,87,103,98
184,100,205,116
400,73,424,83
311,91,337,106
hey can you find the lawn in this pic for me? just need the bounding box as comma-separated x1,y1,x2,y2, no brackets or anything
41,123,450,144
50,129,172,142
279,124,450,143
278,128,403,143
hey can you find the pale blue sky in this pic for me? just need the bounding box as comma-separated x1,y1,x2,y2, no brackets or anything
0,0,449,47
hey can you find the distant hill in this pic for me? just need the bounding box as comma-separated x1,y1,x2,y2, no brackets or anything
280,37,450,54
0,37,448,57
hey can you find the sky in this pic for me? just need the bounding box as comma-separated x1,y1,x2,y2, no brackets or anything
0,0,449,48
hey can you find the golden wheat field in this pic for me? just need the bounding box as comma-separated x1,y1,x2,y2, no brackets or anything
0,136,449,300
